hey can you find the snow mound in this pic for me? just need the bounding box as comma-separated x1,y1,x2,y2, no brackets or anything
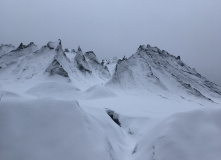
0,98,123,160
26,82,80,99
1,91,21,98
134,108,221,160
84,85,116,99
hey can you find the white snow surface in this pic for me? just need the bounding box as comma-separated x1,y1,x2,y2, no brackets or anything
0,40,221,160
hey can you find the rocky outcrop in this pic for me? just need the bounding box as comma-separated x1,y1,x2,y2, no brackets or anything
84,51,110,79
45,58,69,77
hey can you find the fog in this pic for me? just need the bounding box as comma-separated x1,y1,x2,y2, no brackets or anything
0,0,221,85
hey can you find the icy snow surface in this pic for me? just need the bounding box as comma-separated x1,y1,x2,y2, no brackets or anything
0,40,221,160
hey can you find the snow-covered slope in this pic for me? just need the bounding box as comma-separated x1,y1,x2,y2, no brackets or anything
0,40,111,90
107,45,221,102
103,56,119,76
133,108,221,160
0,42,38,64
0,40,221,160
0,44,15,57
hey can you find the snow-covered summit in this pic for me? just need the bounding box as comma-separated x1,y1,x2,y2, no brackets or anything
107,44,221,101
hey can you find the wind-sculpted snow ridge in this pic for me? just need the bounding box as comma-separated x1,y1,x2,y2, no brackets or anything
107,44,221,101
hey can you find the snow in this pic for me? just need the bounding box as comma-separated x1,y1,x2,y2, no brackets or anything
26,82,80,99
0,98,124,160
0,42,38,64
0,40,221,160
83,84,116,99
0,44,15,57
134,109,221,160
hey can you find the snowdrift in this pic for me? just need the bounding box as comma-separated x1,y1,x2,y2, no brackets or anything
84,85,117,99
0,98,124,160
134,108,221,160
26,82,80,99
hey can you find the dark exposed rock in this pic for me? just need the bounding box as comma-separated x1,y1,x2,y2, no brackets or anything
45,58,69,77
75,52,92,74
16,43,26,50
64,48,69,52
132,145,138,154
78,46,82,52
106,109,121,127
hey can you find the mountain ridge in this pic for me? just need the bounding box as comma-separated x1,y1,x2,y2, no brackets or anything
0,39,220,102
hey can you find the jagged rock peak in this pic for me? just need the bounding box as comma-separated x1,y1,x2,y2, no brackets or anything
17,43,26,50
15,42,37,51
116,55,127,64
45,58,69,78
26,42,37,48
122,56,127,60
136,44,185,63
137,44,160,53
84,51,97,61
78,45,82,52
64,48,69,52
47,39,62,50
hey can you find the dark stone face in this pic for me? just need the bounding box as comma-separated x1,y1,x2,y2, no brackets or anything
78,46,82,51
106,109,121,127
45,59,69,78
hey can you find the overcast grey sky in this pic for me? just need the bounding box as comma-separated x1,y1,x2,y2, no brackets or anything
0,0,221,85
